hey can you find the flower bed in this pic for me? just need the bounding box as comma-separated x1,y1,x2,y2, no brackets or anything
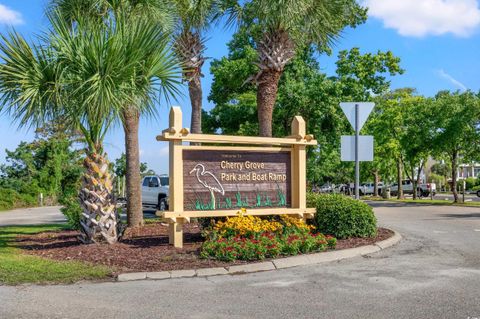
200,212,336,262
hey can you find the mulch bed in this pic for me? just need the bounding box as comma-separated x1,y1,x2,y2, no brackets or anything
15,223,394,275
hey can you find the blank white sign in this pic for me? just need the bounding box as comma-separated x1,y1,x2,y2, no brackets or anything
341,135,374,162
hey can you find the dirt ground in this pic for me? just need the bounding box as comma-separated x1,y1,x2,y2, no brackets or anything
16,223,394,274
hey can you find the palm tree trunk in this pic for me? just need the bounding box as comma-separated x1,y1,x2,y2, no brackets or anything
257,70,282,137
189,75,202,134
123,107,143,227
79,152,121,244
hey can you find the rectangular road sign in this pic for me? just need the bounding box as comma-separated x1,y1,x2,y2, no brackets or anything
341,135,374,161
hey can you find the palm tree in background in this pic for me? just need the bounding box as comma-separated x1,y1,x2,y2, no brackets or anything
51,0,181,227
171,0,229,135
237,0,367,137
0,11,178,242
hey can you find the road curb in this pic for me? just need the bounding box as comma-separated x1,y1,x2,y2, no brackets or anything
116,229,402,283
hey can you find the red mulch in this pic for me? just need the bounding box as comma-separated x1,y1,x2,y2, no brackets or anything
16,223,394,275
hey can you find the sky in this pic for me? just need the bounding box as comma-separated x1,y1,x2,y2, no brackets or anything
0,0,480,174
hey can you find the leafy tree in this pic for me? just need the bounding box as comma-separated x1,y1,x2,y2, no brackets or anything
370,89,414,198
0,121,83,208
113,153,154,178
232,0,367,136
399,96,434,199
431,91,480,202
52,0,181,227
0,10,176,243
430,161,451,191
171,0,230,135
206,26,403,184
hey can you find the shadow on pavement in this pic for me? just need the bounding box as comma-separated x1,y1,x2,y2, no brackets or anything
435,213,480,219
365,201,439,208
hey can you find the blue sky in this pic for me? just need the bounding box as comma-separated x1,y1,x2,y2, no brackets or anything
1,0,480,174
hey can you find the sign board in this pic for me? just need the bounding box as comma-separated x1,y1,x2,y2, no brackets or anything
183,150,291,211
156,107,318,248
340,102,375,131
341,135,374,161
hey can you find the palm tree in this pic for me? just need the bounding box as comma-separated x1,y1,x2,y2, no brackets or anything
237,0,366,136
0,11,178,243
51,0,180,227
170,0,226,135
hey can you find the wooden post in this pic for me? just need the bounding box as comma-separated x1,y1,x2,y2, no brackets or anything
168,107,184,248
291,116,307,220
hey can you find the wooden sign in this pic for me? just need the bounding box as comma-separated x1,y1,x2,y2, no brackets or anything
183,149,291,211
156,107,318,248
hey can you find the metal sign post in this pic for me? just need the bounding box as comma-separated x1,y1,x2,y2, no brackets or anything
340,102,375,200
355,104,360,199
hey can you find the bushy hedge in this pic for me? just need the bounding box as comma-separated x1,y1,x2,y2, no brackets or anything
307,193,377,239
0,188,37,211
465,177,480,190
59,195,82,230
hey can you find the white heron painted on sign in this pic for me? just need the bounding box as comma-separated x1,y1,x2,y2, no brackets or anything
189,164,225,209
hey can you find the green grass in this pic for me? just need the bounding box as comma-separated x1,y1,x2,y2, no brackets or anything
366,197,480,207
0,224,112,285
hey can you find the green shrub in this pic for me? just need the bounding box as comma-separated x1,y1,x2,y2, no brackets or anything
465,177,479,190
472,185,480,191
60,196,82,230
0,188,37,211
307,193,377,239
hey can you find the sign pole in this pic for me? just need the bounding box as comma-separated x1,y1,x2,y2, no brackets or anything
355,103,360,200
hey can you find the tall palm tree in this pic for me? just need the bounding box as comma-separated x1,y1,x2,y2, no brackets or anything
171,0,226,135
51,0,180,227
0,11,178,243
238,0,366,136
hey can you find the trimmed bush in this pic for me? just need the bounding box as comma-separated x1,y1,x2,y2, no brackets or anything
465,177,479,190
307,193,377,239
60,195,82,230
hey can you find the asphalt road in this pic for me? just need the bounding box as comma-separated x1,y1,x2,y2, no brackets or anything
1,203,480,318
0,206,158,226
0,206,65,226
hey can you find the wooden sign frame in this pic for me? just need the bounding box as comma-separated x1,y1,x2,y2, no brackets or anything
156,107,318,248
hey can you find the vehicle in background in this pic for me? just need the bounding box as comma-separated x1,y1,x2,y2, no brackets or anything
359,182,384,196
390,179,436,197
319,183,333,193
141,175,169,211
335,184,350,194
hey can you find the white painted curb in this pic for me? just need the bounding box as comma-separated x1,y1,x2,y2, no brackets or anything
117,229,402,282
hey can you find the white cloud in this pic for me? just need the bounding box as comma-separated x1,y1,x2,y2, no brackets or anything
0,4,23,25
365,0,480,37
437,69,467,91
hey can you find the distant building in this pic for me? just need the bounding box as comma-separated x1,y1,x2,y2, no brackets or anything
457,163,480,180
